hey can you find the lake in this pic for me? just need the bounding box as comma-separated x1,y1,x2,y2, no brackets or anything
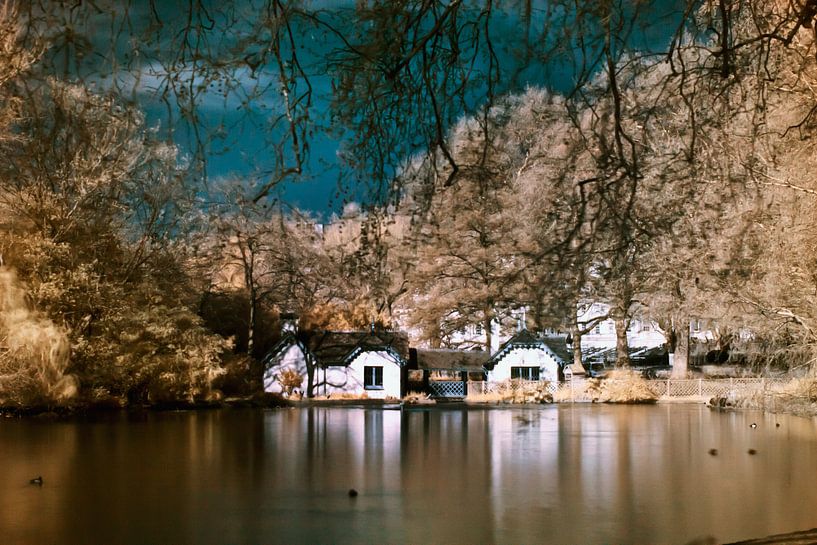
2,404,816,544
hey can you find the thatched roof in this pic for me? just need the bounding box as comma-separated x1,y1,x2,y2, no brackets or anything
413,349,490,371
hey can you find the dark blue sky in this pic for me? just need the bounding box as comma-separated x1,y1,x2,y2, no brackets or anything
124,1,684,217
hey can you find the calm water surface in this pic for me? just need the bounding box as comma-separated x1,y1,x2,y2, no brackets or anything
2,405,816,544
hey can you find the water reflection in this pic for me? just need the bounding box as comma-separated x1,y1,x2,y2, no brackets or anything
1,406,816,544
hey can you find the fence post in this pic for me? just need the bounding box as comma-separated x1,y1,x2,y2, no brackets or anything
698,378,702,397
667,378,671,397
570,376,574,403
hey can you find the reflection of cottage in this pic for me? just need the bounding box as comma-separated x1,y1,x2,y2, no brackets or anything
484,330,570,383
263,330,409,399
409,348,489,399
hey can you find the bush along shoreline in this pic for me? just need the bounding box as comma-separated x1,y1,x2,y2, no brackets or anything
0,392,291,418
708,378,817,418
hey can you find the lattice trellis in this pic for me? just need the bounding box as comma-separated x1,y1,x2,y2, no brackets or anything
651,378,787,398
429,380,467,398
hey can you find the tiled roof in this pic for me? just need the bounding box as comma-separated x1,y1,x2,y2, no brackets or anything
307,330,410,367
262,330,410,368
261,332,305,367
540,336,572,364
413,348,490,371
485,330,570,370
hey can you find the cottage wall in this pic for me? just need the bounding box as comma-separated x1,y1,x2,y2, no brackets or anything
264,343,309,394
317,351,402,399
487,347,560,382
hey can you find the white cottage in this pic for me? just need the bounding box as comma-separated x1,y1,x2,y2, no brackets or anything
484,330,569,383
263,330,409,399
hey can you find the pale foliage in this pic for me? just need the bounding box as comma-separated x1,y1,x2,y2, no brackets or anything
0,267,77,406
0,45,229,405
593,370,658,403
466,380,553,404
300,298,392,333
278,368,303,396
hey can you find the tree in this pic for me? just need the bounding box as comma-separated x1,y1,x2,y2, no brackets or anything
0,45,230,405
401,106,522,350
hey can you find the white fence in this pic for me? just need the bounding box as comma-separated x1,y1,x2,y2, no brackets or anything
467,378,788,401
645,378,787,398
467,379,557,397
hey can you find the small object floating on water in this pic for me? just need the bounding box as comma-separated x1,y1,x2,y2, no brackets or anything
748,449,757,455
348,489,358,498
776,423,781,428
29,476,43,486
750,423,757,429
708,448,718,456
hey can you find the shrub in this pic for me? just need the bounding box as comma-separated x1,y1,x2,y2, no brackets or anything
467,379,553,404
595,370,657,403
279,368,303,396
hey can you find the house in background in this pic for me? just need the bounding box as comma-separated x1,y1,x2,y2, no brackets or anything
578,302,666,349
263,330,409,399
445,307,528,353
484,330,570,383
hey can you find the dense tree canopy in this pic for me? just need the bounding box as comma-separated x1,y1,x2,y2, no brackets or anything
5,0,817,407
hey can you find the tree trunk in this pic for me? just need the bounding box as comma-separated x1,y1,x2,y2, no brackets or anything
247,288,256,357
671,319,689,378
484,306,493,353
241,237,257,358
614,314,631,367
306,354,316,398
569,317,586,375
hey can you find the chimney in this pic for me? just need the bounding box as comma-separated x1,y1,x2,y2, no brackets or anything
281,312,298,334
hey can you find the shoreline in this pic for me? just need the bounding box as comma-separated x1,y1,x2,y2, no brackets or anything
0,393,292,418
3,390,817,420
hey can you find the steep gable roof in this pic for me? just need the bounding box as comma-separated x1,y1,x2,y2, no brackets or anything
485,330,570,371
307,330,410,367
262,330,410,369
261,332,310,368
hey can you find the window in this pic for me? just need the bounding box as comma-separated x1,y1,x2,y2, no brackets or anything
593,324,602,335
640,321,651,332
364,366,383,389
510,367,540,381
475,323,483,335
